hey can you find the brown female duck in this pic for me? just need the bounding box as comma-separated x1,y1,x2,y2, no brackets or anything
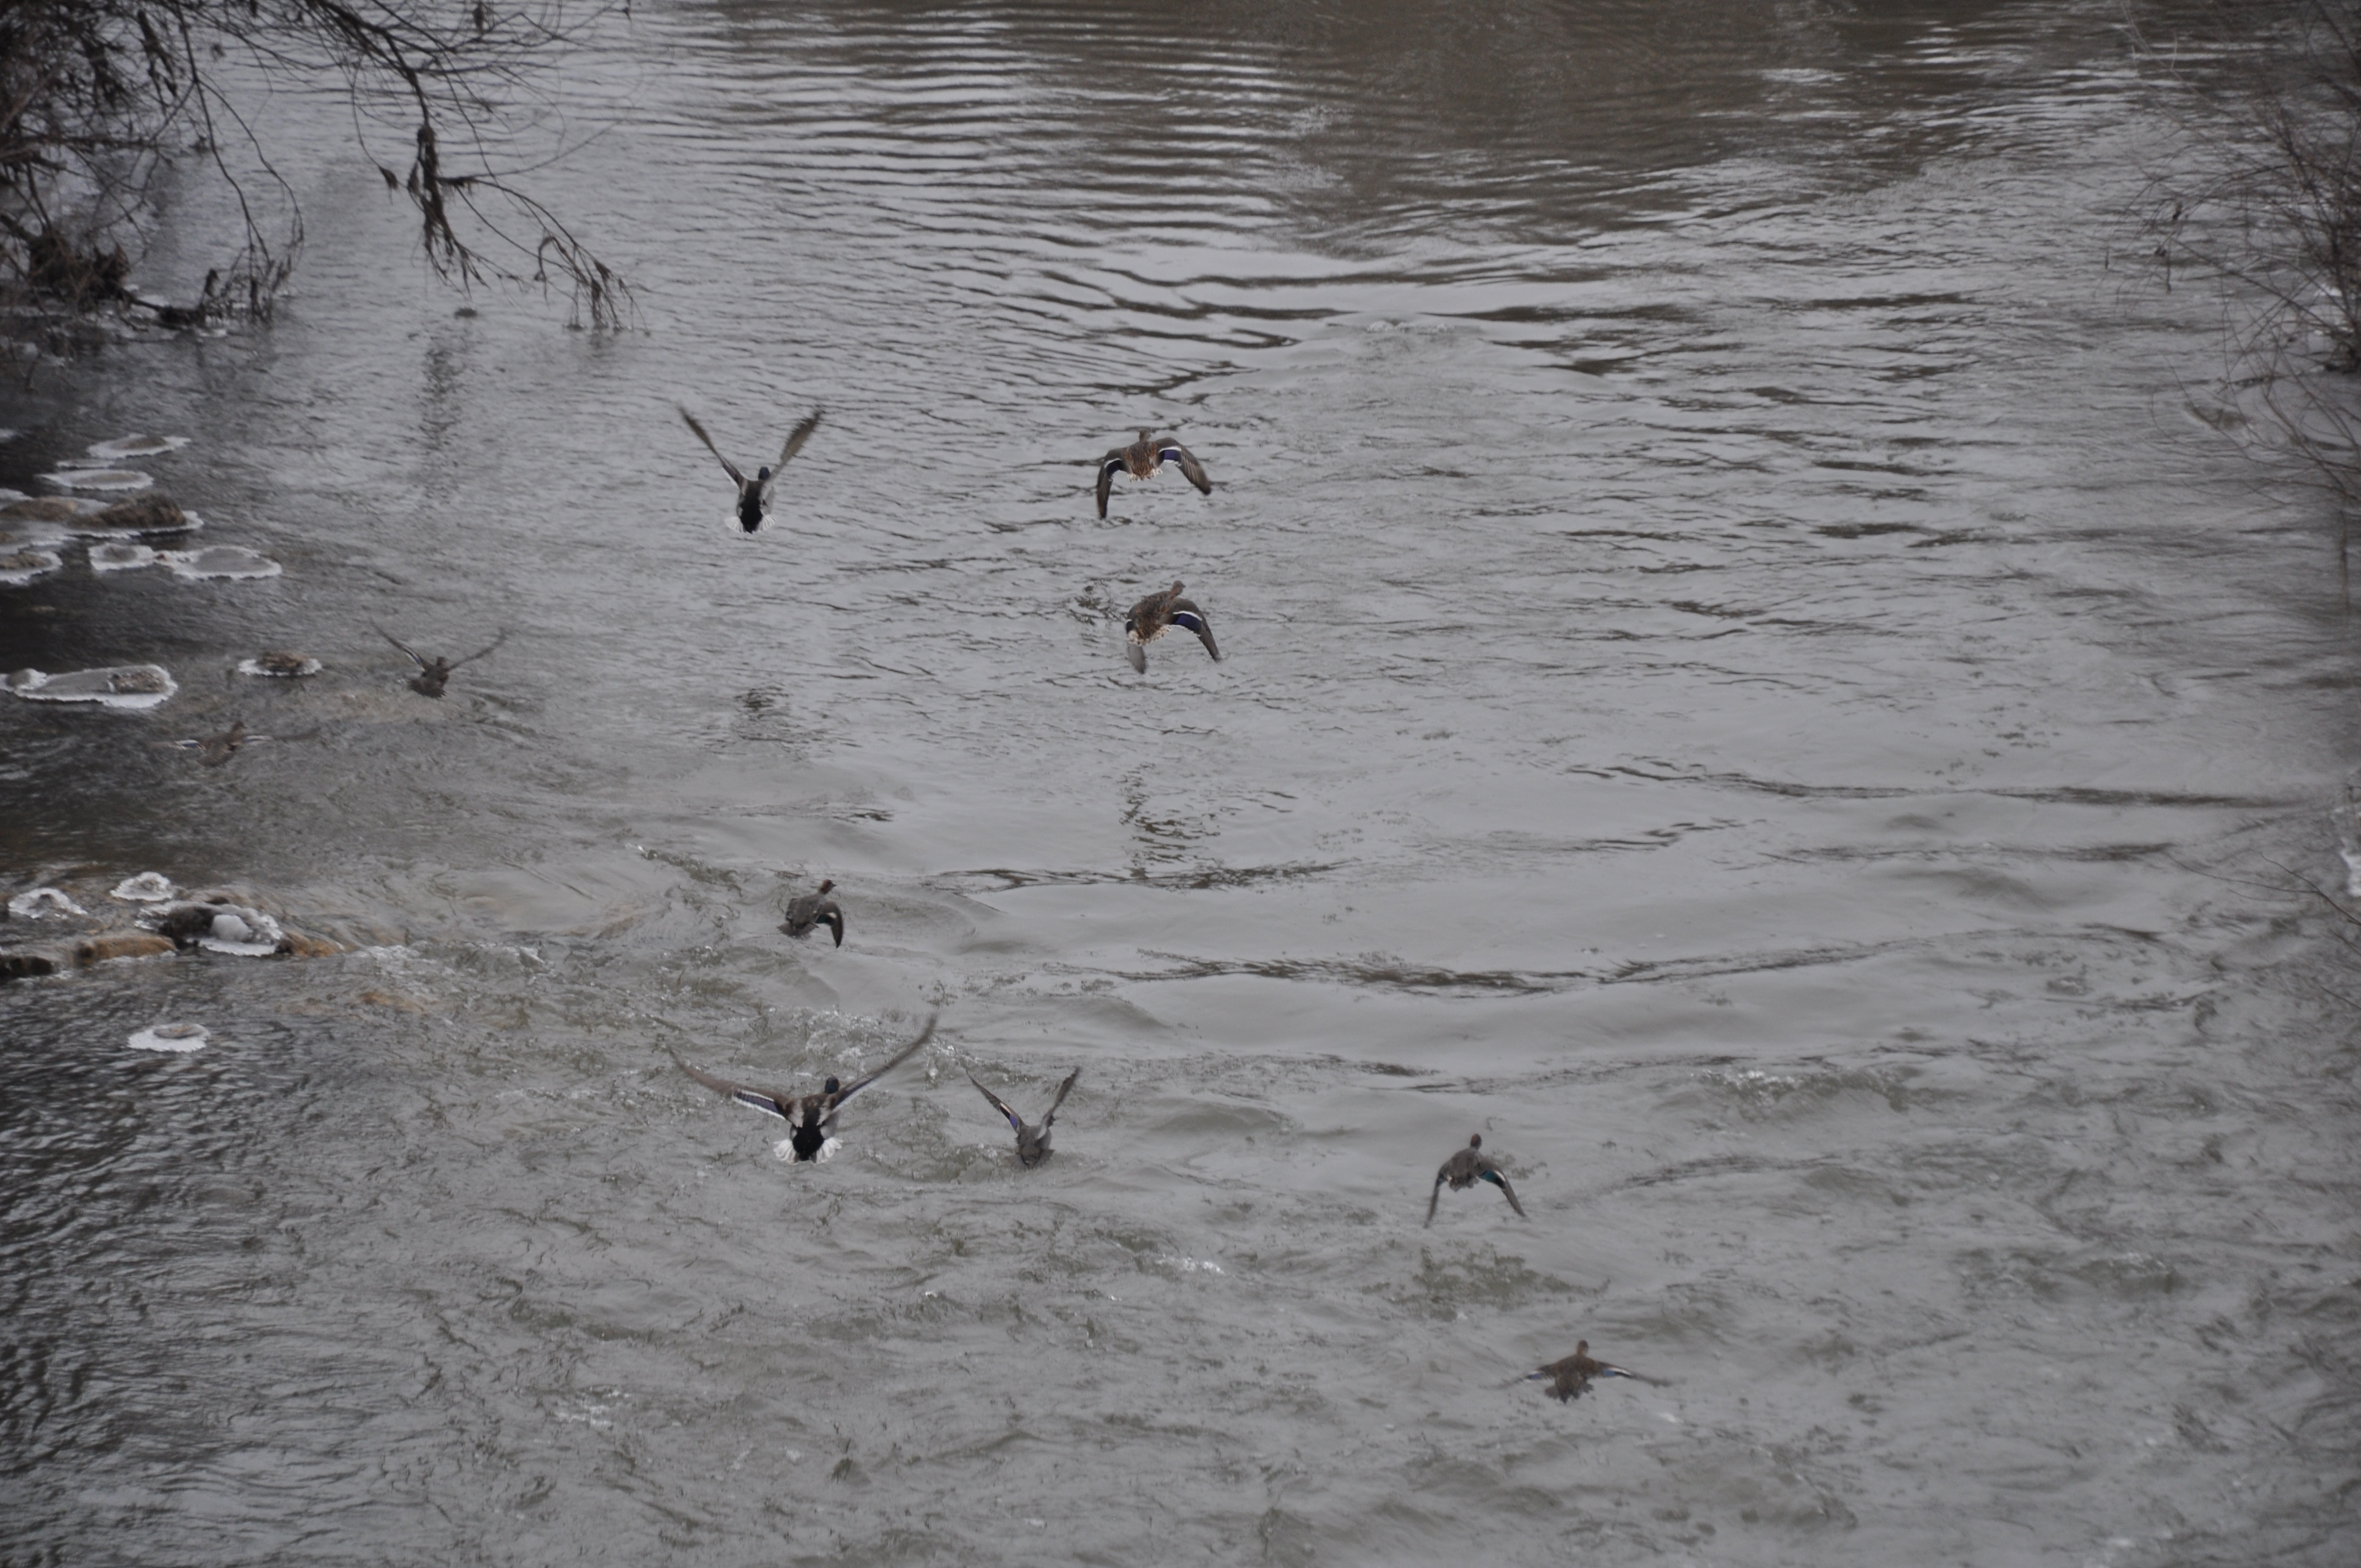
376,625,506,698
676,1014,936,1162
1096,429,1212,519
780,879,844,946
1123,581,1220,673
1517,1340,1663,1401
1425,1133,1525,1225
968,1065,1079,1167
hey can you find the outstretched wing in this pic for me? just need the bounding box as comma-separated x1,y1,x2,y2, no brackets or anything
1096,453,1124,518
968,1071,1025,1135
679,406,748,489
1158,441,1212,496
1169,602,1220,661
374,624,428,669
1424,1170,1447,1227
451,630,508,669
819,905,845,948
675,1055,791,1120
830,1014,940,1105
1039,1067,1080,1128
759,409,824,502
1480,1161,1527,1217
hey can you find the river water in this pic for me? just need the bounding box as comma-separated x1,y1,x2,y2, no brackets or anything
4,1,2359,1563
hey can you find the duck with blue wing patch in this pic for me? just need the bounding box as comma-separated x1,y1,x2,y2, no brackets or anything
969,1065,1079,1167
1426,1133,1525,1225
1123,580,1220,673
680,405,822,533
1097,428,1212,519
676,1014,935,1161
1511,1340,1665,1402
779,878,843,946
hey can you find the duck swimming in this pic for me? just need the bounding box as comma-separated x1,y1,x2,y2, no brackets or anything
1123,581,1220,673
1516,1340,1663,1401
968,1065,1079,1167
177,719,253,767
680,406,823,533
1097,429,1212,519
1425,1133,1526,1226
376,625,505,698
677,1014,936,1162
779,879,844,946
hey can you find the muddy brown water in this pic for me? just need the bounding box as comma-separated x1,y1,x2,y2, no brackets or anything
4,3,2359,1564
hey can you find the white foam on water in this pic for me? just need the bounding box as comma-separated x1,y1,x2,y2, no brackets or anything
89,542,156,573
87,435,190,460
8,888,88,919
237,653,322,678
197,906,284,956
0,549,62,586
129,1023,209,1053
157,546,279,581
7,665,178,709
42,469,154,492
110,873,177,903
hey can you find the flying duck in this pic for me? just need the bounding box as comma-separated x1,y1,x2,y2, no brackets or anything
779,879,844,946
376,624,505,698
1425,1133,1526,1226
681,405,823,533
1516,1340,1663,1401
1123,581,1220,673
178,719,252,767
1096,429,1212,519
676,1014,937,1162
969,1065,1079,1167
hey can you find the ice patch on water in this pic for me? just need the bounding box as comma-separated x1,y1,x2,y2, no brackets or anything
9,888,88,919
111,873,177,903
198,906,284,956
237,652,320,678
129,1022,209,1053
0,548,62,586
157,545,278,581
67,505,199,539
87,434,189,460
2335,789,2361,898
89,541,155,573
7,665,177,709
3,495,108,522
42,468,153,492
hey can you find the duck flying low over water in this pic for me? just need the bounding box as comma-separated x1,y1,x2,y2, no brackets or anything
680,405,823,533
1097,429,1212,519
780,879,844,946
1426,1133,1526,1226
969,1065,1079,1167
676,1014,937,1162
1515,1340,1664,1401
1123,580,1220,673
376,624,506,698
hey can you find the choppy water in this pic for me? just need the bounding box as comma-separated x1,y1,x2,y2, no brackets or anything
6,2,2360,1563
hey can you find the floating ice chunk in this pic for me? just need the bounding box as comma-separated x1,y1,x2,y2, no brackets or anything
198,906,284,956
0,487,22,502
8,888,88,919
237,651,320,678
89,542,155,573
111,873,177,903
42,469,153,492
0,548,62,586
87,434,189,460
129,1022,209,1053
71,495,194,537
1,521,70,552
157,546,278,581
7,665,178,709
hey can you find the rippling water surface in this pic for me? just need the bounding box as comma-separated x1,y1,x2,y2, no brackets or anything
6,2,2360,1563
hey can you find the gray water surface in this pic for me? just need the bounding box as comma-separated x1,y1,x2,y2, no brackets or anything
5,2,2360,1564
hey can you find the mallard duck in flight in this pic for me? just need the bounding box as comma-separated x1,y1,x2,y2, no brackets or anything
968,1065,1079,1167
375,624,505,698
676,1014,936,1162
780,879,844,946
1123,580,1220,673
1515,1340,1664,1401
1097,429,1212,519
681,405,823,533
1425,1133,1526,1226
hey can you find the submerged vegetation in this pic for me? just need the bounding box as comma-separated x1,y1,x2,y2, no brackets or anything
0,0,631,347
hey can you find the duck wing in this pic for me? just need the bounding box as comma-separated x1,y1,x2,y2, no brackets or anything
1169,601,1219,661
678,406,748,489
1038,1067,1080,1128
675,1055,793,1120
1425,1168,1449,1227
1157,440,1212,495
827,1014,940,1107
374,624,429,669
450,630,508,669
1479,1158,1527,1217
818,903,844,946
1096,451,1125,518
759,408,824,502
968,1071,1025,1135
